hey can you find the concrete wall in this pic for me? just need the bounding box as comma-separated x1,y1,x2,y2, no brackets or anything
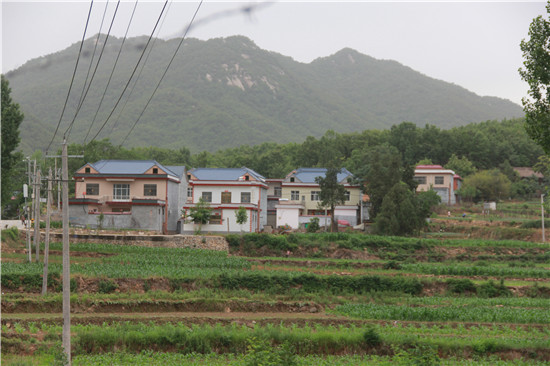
69,204,163,231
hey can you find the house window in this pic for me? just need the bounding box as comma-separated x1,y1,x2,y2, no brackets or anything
345,191,351,201
241,192,251,203
311,191,320,201
245,175,249,181
144,184,157,196
209,209,222,224
113,184,130,200
202,192,212,202
414,176,427,184
187,187,193,198
291,190,300,200
273,187,282,197
221,192,232,204
290,177,295,182
86,183,99,196
435,176,444,185
85,167,91,173
153,168,158,174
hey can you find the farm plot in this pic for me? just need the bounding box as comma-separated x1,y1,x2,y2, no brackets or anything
1,232,549,365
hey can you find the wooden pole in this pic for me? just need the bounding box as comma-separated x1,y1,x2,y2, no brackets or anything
62,140,71,365
34,169,41,262
42,168,52,296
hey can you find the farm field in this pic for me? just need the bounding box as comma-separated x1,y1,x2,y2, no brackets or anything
1,201,550,365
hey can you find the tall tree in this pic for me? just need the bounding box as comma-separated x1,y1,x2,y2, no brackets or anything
1,75,25,213
315,165,347,232
519,1,550,152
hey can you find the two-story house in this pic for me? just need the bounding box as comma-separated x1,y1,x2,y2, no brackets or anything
69,160,187,233
414,165,460,205
276,168,361,229
180,167,268,233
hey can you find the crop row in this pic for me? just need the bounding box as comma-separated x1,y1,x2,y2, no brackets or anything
333,303,550,324
400,263,550,278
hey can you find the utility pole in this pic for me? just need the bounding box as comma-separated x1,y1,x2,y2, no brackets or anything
26,157,32,263
62,139,71,365
34,169,41,262
42,168,53,296
542,194,546,243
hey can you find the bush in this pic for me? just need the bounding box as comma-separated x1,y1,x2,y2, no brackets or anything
477,280,512,298
446,278,476,294
97,279,118,294
363,327,382,347
307,217,320,233
1,226,19,241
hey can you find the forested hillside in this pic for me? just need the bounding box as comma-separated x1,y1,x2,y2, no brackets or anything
56,119,542,180
5,35,523,153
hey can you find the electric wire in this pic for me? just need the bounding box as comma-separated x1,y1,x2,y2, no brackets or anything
46,0,94,154
118,0,204,147
87,0,170,143
108,0,173,136
65,0,122,139
73,0,110,114
83,0,138,145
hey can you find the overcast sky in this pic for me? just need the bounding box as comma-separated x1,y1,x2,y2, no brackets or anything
1,1,548,105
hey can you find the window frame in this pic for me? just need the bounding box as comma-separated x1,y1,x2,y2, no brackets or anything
241,192,251,203
311,191,320,201
221,192,232,204
414,176,427,185
143,184,157,197
201,192,212,203
291,190,300,200
434,176,445,185
86,183,99,196
113,184,130,200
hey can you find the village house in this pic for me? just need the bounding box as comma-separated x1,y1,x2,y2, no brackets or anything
275,168,362,229
69,160,187,233
414,165,461,205
180,167,268,233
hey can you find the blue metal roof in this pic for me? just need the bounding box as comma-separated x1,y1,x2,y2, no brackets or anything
86,160,184,178
190,167,265,182
289,168,353,183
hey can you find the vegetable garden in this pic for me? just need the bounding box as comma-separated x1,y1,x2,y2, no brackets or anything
1,203,549,365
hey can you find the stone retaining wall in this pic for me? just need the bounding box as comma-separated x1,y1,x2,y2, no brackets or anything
35,232,229,251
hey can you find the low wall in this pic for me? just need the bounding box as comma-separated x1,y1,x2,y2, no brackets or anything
36,232,229,251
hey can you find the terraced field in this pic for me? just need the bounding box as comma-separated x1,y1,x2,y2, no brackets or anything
1,227,549,365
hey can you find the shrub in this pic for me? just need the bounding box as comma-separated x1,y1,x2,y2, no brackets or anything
446,278,476,294
363,327,382,347
97,279,118,294
1,226,19,241
307,217,320,233
477,280,512,298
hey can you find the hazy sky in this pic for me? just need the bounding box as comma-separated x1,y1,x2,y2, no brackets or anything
1,1,548,105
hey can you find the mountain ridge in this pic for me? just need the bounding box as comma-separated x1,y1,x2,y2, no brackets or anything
5,34,523,153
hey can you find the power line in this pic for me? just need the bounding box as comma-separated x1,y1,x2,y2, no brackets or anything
108,0,174,136
84,0,140,145
65,0,122,139
73,0,111,114
119,0,204,147
87,0,170,143
46,0,94,154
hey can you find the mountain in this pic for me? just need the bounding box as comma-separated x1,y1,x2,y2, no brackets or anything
5,35,523,153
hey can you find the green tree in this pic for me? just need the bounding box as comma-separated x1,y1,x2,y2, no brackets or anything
461,169,511,202
374,182,421,236
186,198,212,234
315,166,347,232
236,206,248,233
356,145,416,220
519,1,550,152
445,154,477,178
1,75,25,213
